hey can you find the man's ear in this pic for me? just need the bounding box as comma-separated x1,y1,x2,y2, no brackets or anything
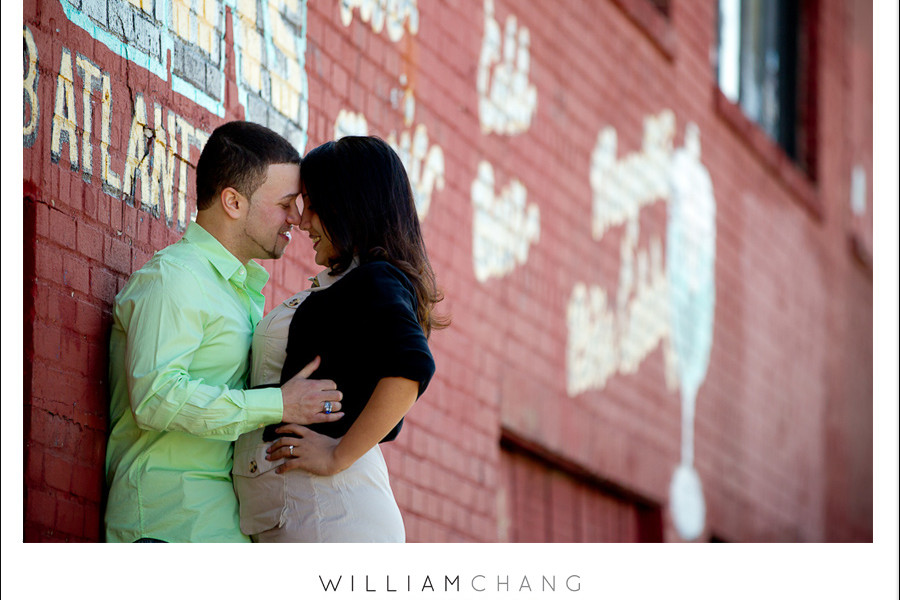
220,187,246,220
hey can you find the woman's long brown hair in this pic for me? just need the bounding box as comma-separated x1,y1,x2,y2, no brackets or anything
300,136,449,336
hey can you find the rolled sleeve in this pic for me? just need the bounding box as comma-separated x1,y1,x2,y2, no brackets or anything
119,262,283,440
365,267,436,396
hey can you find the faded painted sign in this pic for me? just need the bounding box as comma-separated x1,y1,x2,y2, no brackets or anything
568,110,717,540
476,0,537,136
850,165,867,216
339,0,419,42
568,110,679,396
23,25,39,149
666,122,716,541
28,0,313,228
472,0,540,283
57,0,309,148
38,27,207,227
332,77,445,221
471,160,540,283
233,0,309,150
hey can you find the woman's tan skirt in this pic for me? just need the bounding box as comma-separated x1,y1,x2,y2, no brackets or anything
232,428,405,542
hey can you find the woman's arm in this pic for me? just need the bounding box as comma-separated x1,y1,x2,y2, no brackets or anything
268,376,419,475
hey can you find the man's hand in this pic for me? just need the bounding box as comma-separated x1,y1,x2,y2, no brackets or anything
281,356,344,424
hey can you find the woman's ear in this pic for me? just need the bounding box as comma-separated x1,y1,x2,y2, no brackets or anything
220,187,246,220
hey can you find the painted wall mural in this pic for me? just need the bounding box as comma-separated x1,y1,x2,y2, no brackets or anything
568,110,717,540
27,0,725,542
385,76,445,221
32,0,311,229
666,123,716,541
850,165,867,217
847,163,873,264
56,0,224,116
39,28,209,228
332,86,445,222
472,0,540,283
232,0,310,150
57,0,308,148
332,7,443,219
471,161,540,283
332,0,445,230
334,108,371,139
119,95,210,228
339,0,419,42
476,0,537,136
568,110,679,397
23,25,39,149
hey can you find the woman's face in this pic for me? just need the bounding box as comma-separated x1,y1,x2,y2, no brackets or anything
298,182,338,267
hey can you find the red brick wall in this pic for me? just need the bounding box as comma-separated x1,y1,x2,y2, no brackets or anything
22,0,872,542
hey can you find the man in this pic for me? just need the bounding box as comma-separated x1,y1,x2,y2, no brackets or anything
105,121,342,542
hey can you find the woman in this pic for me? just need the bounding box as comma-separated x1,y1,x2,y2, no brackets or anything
232,136,446,542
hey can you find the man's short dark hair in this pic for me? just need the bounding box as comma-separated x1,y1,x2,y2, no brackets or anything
195,121,301,211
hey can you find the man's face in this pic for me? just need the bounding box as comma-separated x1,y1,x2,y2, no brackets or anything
241,163,302,261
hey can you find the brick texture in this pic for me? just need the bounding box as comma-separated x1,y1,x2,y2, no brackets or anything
22,0,873,543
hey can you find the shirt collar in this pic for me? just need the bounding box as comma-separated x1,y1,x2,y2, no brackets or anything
182,222,270,292
309,257,359,291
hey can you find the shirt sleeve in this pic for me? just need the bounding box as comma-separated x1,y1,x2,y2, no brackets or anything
117,261,283,440
362,264,436,396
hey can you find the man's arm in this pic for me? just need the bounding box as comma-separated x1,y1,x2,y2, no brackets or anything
119,269,277,439
119,265,341,440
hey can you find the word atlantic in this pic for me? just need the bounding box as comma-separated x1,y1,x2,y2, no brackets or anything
318,574,582,593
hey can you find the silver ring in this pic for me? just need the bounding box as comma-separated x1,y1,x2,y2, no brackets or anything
324,401,333,414
289,445,294,457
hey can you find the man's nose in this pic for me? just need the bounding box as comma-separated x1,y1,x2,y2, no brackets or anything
288,201,302,225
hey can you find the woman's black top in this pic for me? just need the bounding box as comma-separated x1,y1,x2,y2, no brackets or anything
264,260,435,442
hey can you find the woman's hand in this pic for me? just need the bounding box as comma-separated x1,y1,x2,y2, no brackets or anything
265,424,345,476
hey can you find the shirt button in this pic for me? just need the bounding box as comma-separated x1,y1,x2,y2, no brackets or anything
287,298,300,307
249,459,258,474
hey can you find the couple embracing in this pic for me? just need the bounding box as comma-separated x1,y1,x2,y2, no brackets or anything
105,121,446,543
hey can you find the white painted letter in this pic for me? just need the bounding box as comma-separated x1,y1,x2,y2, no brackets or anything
101,72,122,194
122,94,152,205
76,54,102,180
23,26,39,148
51,48,79,170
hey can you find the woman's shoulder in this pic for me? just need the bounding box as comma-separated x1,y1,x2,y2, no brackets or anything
347,260,416,304
351,260,412,286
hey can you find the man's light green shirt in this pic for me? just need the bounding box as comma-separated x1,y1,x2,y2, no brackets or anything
105,223,283,542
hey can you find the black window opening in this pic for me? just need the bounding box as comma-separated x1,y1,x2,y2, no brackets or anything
717,0,815,174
